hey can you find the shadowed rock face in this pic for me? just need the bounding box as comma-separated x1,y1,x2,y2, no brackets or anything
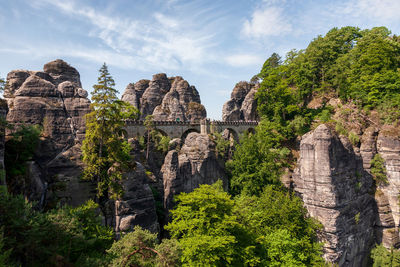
293,124,376,266
4,59,93,206
121,74,206,122
114,162,159,234
161,132,227,211
222,81,259,121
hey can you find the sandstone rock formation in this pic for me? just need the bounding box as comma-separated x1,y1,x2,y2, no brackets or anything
222,81,258,121
121,74,206,122
114,162,159,234
161,132,227,210
293,124,376,266
375,126,400,248
4,59,93,206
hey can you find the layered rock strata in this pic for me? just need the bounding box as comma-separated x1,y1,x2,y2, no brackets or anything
4,59,93,206
222,81,258,121
293,124,376,266
121,74,206,122
161,132,227,210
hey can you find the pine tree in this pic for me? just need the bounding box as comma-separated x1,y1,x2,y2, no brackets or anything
82,63,138,199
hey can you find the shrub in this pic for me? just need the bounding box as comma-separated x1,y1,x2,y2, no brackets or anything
371,154,388,185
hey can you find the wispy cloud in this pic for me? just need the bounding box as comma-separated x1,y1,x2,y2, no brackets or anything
225,53,263,67
242,6,292,39
29,0,218,71
342,0,400,22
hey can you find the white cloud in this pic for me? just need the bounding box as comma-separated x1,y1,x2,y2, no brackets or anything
242,6,292,38
225,53,263,67
29,0,216,71
343,0,400,21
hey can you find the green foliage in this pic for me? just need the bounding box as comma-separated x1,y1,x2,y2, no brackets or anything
234,185,323,266
4,125,41,193
0,228,12,267
154,132,171,154
256,26,400,126
0,76,4,94
210,132,231,159
348,132,360,146
82,63,138,199
165,182,248,266
165,182,324,266
227,120,290,196
371,244,400,266
0,194,112,266
371,154,388,185
354,212,360,224
107,226,181,267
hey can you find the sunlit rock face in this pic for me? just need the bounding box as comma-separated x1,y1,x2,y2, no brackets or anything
222,81,258,121
4,59,93,206
121,74,206,122
161,132,227,211
293,124,376,267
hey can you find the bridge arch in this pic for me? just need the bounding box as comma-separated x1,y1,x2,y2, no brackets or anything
246,127,256,135
224,128,239,143
181,128,200,142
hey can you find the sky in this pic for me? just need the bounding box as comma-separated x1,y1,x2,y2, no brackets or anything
0,0,400,119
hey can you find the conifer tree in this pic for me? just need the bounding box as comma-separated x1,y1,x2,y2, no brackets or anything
82,63,138,199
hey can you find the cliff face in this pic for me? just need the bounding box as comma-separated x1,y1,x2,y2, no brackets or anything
222,81,258,121
121,74,206,122
293,124,376,266
4,59,93,206
293,123,400,266
161,132,227,210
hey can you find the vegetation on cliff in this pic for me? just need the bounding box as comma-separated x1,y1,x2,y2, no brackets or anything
82,63,138,199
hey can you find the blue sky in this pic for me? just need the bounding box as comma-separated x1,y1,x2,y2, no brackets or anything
1,0,400,119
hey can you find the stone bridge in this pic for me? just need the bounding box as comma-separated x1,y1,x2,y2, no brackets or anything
124,119,258,141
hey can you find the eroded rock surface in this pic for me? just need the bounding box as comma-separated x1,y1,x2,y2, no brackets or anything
114,162,159,233
161,132,227,210
293,124,376,266
4,59,93,206
121,74,206,122
222,81,258,121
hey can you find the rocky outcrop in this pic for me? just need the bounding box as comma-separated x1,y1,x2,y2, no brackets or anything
4,59,93,206
161,132,227,210
375,126,400,248
114,162,159,234
222,81,258,121
293,124,376,266
121,75,206,122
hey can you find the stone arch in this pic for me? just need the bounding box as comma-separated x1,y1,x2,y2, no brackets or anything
224,128,239,143
181,128,200,142
153,128,168,137
246,127,256,135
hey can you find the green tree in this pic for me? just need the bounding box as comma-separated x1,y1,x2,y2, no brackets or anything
165,182,252,266
0,76,5,94
107,226,181,267
227,120,290,196
82,63,138,199
234,186,324,266
371,244,400,267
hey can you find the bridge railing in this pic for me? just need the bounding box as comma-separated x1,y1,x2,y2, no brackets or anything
125,119,259,126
